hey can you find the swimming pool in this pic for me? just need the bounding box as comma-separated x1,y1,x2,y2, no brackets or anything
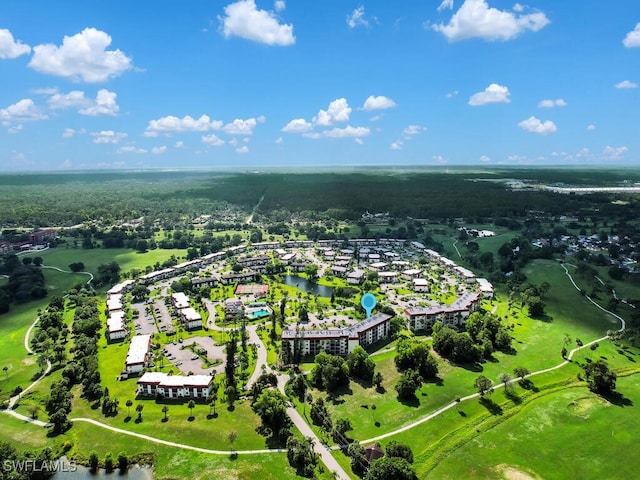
247,308,271,320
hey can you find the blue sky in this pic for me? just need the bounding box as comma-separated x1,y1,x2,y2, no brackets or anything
0,0,638,171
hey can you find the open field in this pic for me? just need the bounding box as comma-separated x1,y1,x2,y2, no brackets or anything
23,246,187,280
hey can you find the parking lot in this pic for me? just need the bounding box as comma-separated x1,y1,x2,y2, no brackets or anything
131,302,158,335
164,336,226,376
153,299,174,334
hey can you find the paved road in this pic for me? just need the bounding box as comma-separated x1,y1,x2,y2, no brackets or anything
275,374,352,480
245,325,268,389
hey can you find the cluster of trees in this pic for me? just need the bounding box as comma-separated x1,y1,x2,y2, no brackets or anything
347,441,417,479
583,359,617,395
394,338,438,399
310,352,350,392
0,254,47,313
308,396,353,447
0,442,56,480
251,389,292,446
516,282,549,317
30,296,68,367
432,312,512,364
286,437,318,478
66,293,103,402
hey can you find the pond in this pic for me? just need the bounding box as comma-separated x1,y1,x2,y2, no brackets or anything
282,274,334,298
52,461,153,480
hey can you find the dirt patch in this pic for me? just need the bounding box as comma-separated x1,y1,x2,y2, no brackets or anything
494,464,543,480
567,396,608,419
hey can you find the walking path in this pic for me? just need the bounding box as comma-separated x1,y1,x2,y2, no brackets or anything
356,261,627,446
5,315,52,426
41,265,94,284
70,418,285,454
275,374,351,480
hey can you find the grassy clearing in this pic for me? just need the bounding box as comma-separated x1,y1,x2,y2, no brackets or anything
24,246,187,280
0,300,47,402
425,370,640,479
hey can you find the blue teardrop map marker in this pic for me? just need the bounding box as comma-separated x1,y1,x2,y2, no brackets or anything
361,293,377,318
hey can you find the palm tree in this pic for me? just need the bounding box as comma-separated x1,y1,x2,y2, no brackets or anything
2,366,8,379
125,399,133,417
162,405,169,421
135,404,143,421
211,387,218,415
187,400,195,418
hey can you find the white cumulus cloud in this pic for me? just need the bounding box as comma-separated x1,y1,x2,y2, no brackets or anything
437,0,454,12
468,83,510,106
361,95,397,111
390,141,403,150
0,29,31,59
236,145,249,153
202,134,225,146
0,99,48,126
91,130,127,144
586,124,596,131
347,6,369,29
603,145,628,159
151,146,167,155
479,155,491,162
402,125,427,138
623,23,640,47
223,117,259,135
117,145,147,154
432,0,550,42
79,89,119,116
62,127,85,138
48,90,88,110
282,118,313,133
29,28,133,83
320,125,370,139
145,114,222,137
518,116,557,135
219,0,295,46
615,80,638,89
274,0,285,12
538,98,567,108
313,98,351,126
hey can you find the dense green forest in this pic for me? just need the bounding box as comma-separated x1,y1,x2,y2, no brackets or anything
3,168,640,227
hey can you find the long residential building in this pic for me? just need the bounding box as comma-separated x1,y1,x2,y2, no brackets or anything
281,312,392,358
137,372,214,399
124,334,152,375
404,292,481,331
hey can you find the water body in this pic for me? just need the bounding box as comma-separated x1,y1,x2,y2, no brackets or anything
283,274,333,298
52,464,153,480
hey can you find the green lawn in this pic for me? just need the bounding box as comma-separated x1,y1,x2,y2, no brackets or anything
23,246,187,280
425,370,640,479
0,300,49,403
0,412,331,480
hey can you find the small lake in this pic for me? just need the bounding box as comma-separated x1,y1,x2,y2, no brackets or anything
283,274,334,298
52,463,153,480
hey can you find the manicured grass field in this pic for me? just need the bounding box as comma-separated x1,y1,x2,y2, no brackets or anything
0,299,50,403
425,371,640,479
0,412,332,480
24,245,187,280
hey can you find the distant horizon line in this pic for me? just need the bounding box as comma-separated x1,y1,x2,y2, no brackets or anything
1,163,639,175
